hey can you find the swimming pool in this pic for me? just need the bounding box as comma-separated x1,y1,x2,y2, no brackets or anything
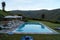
13,22,58,34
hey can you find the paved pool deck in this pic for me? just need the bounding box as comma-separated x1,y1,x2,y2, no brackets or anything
0,21,24,33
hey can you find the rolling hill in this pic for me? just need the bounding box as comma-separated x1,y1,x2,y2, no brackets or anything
9,9,60,22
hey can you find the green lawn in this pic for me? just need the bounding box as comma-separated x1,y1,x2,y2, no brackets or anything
0,20,60,40
0,34,60,40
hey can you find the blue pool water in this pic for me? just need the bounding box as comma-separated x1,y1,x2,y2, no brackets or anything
13,22,58,34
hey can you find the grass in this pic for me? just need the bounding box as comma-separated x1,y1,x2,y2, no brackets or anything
0,10,8,16
0,34,60,40
0,20,60,40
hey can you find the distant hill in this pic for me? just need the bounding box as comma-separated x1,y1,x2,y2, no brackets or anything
8,9,60,22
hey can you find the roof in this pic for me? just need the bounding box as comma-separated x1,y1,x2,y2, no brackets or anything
4,16,22,18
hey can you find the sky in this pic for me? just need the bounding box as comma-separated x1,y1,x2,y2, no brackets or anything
0,0,60,11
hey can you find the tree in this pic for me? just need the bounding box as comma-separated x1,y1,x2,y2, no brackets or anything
0,27,2,30
2,1,6,11
41,14,45,19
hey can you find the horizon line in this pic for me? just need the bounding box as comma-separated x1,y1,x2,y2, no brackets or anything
0,8,60,11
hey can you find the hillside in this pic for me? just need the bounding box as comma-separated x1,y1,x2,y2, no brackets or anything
0,10,8,16
8,9,60,22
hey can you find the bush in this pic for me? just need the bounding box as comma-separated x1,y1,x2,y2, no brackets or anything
23,18,29,22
